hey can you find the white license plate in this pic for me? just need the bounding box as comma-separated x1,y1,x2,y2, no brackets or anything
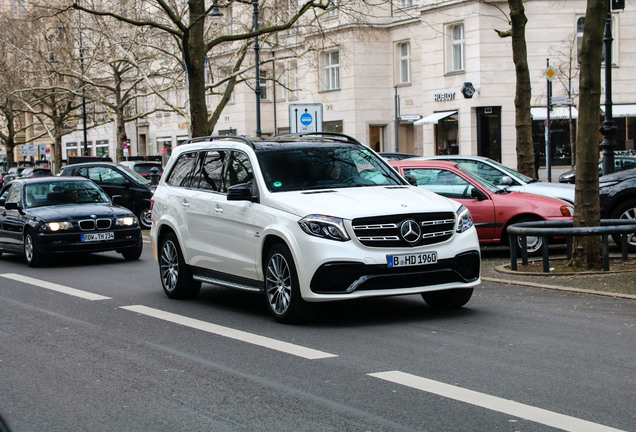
387,251,437,268
81,232,115,242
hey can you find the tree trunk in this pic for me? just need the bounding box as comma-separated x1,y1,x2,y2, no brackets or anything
571,0,606,270
186,0,210,138
508,0,534,178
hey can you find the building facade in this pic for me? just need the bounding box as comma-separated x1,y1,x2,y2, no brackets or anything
56,0,636,171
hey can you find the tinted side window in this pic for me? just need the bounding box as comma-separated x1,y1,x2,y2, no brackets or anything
224,151,253,192
166,152,199,187
88,167,127,185
6,183,22,204
193,151,226,192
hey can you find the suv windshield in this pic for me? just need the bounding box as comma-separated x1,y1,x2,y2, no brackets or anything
256,145,405,192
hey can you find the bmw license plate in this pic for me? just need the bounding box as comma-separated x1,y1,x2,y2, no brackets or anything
387,251,437,268
81,232,115,242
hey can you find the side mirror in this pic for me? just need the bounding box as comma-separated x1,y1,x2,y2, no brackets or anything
471,187,488,201
405,174,418,186
5,201,20,210
111,195,125,206
227,183,258,203
501,175,514,186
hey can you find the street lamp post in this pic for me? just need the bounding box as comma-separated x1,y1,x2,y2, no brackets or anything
599,0,624,175
78,0,88,156
253,0,262,138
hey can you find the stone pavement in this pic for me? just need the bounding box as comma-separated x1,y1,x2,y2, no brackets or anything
479,246,636,300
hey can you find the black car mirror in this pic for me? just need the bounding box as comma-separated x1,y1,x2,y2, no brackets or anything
405,174,418,186
227,183,258,203
4,201,20,211
471,188,488,201
111,195,125,206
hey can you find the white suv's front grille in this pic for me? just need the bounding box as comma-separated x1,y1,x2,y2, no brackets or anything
352,212,455,247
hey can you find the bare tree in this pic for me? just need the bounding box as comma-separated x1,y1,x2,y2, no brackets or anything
492,0,534,179
571,0,606,270
68,0,331,137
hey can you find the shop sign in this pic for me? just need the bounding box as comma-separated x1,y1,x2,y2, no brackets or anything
434,92,455,102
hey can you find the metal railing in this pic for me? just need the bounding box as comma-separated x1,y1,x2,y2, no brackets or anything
507,220,636,272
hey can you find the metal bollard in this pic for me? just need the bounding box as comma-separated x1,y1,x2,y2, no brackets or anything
149,167,160,185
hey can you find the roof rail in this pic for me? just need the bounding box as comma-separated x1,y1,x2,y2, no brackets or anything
182,135,257,149
276,132,363,146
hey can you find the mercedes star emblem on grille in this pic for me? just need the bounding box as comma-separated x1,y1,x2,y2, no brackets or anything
400,219,421,244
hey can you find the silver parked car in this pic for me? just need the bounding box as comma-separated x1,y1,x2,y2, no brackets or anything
420,155,575,203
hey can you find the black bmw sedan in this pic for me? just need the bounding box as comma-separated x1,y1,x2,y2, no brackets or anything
0,177,142,266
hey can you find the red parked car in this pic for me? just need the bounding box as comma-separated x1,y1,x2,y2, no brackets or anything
390,160,574,254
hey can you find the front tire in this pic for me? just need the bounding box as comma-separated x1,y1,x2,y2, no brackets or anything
264,244,307,324
121,236,143,261
611,199,636,251
24,230,44,267
159,233,201,299
422,288,473,309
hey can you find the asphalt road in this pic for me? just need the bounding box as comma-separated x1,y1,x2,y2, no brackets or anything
0,240,634,432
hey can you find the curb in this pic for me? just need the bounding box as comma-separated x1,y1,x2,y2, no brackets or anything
482,276,636,300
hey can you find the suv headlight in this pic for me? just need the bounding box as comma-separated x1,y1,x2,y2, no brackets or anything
456,205,474,233
298,215,350,241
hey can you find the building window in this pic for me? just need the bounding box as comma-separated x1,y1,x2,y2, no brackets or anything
447,23,464,72
289,61,299,100
96,140,109,157
397,42,411,84
322,50,340,91
327,0,339,17
11,0,26,12
158,137,172,156
577,16,616,65
65,142,78,159
323,120,343,133
259,70,269,101
399,0,414,8
276,64,286,102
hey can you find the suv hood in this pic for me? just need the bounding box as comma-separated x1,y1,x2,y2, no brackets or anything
266,186,459,219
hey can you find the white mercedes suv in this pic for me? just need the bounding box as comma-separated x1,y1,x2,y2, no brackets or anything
150,133,480,323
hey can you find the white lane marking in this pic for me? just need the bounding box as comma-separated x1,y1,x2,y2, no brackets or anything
0,273,111,301
369,371,626,432
121,305,338,360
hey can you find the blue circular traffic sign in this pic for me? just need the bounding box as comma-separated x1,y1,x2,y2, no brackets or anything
300,112,313,126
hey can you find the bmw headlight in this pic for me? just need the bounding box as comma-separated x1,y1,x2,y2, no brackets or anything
298,215,350,241
116,216,138,226
41,221,73,232
456,205,474,233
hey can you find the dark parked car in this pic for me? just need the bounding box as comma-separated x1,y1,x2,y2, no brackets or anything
119,161,164,182
559,156,636,183
0,177,142,266
3,166,27,184
378,152,418,161
60,162,155,229
19,167,54,178
599,167,636,251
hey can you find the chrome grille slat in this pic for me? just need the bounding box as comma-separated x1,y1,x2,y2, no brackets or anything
352,212,455,247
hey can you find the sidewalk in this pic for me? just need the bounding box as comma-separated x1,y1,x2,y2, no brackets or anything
480,249,636,300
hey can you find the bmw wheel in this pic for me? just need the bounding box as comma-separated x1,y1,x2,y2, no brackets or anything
159,233,200,299
24,230,44,267
264,244,307,324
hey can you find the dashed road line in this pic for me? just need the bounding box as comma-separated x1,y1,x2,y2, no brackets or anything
0,273,111,301
368,371,627,432
120,304,338,360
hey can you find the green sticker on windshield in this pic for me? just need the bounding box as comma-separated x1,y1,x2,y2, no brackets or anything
273,181,282,188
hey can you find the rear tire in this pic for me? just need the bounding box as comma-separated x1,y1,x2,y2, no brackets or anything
159,233,201,299
507,218,544,257
264,244,308,324
422,288,473,309
611,199,636,252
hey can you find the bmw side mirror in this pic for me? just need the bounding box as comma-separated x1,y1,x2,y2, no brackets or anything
111,195,125,206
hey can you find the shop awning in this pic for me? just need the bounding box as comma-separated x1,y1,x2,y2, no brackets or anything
531,107,578,120
414,111,457,125
610,104,636,117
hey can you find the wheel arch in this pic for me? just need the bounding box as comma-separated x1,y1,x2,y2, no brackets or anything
501,213,543,244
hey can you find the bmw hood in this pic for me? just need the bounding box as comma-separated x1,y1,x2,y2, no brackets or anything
28,204,134,221
266,186,461,219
